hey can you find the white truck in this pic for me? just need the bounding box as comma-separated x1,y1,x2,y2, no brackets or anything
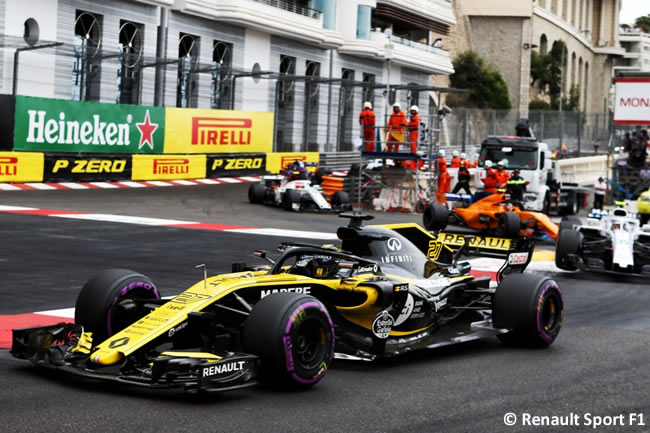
475,135,587,215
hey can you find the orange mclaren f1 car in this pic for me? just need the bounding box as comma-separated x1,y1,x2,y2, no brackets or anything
423,193,559,240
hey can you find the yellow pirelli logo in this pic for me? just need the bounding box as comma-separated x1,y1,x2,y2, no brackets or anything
436,233,511,250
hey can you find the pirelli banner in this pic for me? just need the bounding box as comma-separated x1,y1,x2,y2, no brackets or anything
164,107,273,154
207,153,266,177
0,151,44,183
13,96,165,154
265,152,320,174
44,154,131,182
132,154,206,181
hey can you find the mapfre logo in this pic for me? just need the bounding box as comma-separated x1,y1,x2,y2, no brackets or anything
0,156,18,176
153,158,189,175
191,117,252,146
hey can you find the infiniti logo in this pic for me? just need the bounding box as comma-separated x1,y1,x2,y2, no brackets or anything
387,237,402,251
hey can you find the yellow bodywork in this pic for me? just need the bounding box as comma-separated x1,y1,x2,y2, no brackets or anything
638,190,650,216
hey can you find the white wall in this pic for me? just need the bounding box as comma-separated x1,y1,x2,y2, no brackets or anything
241,28,271,112
3,0,59,97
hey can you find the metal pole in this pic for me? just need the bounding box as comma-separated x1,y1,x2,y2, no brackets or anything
326,49,333,152
231,76,237,109
154,7,168,106
273,81,280,152
13,42,64,96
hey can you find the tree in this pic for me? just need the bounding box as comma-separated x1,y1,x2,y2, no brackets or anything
448,51,512,110
635,14,650,33
530,40,571,110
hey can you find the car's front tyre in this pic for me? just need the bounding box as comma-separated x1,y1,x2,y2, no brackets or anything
242,293,335,389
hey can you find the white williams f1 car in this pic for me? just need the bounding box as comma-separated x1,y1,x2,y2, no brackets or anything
555,206,650,275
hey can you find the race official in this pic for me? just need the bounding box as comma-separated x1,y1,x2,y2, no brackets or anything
451,160,472,195
406,105,421,154
386,103,406,153
359,101,376,152
506,169,527,202
494,160,510,188
483,160,498,194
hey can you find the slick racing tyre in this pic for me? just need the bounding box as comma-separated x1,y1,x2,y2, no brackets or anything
75,269,161,342
332,191,351,211
423,204,449,231
248,183,266,204
243,293,335,389
555,228,583,270
492,274,563,348
283,190,301,211
559,215,581,233
498,212,521,238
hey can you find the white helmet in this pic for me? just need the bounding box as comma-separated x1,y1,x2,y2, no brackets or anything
363,101,372,109
393,102,401,108
460,152,466,159
498,159,508,167
410,105,419,112
439,149,446,157
485,160,493,168
452,150,459,157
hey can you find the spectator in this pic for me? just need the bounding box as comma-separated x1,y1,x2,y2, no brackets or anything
452,160,471,195
616,147,629,185
593,176,607,210
640,162,650,183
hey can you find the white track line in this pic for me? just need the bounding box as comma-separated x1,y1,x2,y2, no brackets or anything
52,213,199,226
225,228,337,240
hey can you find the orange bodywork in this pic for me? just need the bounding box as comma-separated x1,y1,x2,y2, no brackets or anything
454,193,559,239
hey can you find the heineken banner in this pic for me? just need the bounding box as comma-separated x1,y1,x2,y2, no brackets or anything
14,96,165,154
207,153,266,177
43,154,132,182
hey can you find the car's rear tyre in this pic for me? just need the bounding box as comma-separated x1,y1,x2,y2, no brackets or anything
492,274,563,348
283,190,301,211
498,212,521,238
559,215,581,233
543,191,551,214
248,183,266,204
332,191,351,210
242,293,335,389
555,228,583,270
423,204,449,231
75,269,160,343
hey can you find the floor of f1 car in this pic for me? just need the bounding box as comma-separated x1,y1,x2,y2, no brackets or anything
0,185,648,433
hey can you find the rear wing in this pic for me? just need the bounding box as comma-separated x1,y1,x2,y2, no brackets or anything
378,223,534,281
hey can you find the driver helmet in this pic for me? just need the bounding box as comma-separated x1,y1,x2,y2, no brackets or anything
307,255,339,278
363,101,372,109
485,160,494,168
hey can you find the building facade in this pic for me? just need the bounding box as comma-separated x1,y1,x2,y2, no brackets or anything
616,29,650,73
0,0,456,152
453,0,624,116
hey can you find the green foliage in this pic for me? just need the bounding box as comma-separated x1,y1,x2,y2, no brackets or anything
529,99,551,110
530,40,574,110
449,51,512,110
634,14,650,32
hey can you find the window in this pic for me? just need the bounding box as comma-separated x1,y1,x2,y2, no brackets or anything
362,73,375,106
356,5,371,40
177,33,200,108
210,40,232,109
72,10,103,101
117,20,143,105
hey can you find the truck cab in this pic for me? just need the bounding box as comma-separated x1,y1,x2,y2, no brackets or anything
476,136,552,212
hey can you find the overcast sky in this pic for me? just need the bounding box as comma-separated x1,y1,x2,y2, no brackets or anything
620,0,650,26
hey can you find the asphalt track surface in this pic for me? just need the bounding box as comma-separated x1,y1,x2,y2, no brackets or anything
1,183,649,433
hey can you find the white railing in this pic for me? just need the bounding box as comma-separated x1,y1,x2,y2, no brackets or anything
251,0,321,19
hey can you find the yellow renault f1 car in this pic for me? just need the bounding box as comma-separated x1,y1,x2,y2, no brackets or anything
11,214,563,393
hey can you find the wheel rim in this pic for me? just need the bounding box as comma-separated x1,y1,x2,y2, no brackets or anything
540,294,560,334
293,318,328,367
